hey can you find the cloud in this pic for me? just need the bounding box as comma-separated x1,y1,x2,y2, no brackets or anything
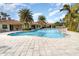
52,12,67,22
0,3,16,12
49,10,59,16
59,12,67,19
48,8,53,12
15,3,31,8
55,3,62,7
33,12,43,22
59,14,65,19
33,13,43,17
46,19,55,23
50,3,72,10
0,3,31,13
0,3,31,20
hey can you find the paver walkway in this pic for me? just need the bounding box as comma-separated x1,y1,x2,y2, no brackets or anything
0,31,79,56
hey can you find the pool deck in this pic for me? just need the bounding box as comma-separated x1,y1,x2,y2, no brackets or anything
0,31,79,56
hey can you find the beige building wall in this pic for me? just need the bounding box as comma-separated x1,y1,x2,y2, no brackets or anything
0,24,10,31
13,25,22,31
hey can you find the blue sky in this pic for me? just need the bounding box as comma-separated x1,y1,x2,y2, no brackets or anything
0,3,70,23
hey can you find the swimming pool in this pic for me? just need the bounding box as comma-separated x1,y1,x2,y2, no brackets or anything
8,29,65,38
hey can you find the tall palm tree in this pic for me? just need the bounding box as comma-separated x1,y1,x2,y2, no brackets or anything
60,4,79,31
18,8,33,30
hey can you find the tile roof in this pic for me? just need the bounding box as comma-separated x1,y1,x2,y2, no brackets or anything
0,20,22,25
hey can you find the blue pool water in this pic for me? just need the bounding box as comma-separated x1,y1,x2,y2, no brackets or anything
8,29,65,38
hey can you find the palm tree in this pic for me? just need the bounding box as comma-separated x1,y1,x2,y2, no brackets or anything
60,4,72,29
38,15,46,28
18,8,33,30
60,4,79,31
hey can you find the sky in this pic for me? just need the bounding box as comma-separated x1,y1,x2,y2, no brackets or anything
0,3,70,23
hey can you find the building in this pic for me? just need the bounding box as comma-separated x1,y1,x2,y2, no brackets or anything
46,22,54,28
31,21,54,29
0,19,55,32
0,20,22,32
31,22,41,29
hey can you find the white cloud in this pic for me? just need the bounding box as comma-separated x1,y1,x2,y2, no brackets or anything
0,3,16,12
55,3,61,7
49,10,59,16
0,3,19,20
33,13,43,17
59,13,66,19
52,12,66,22
50,3,62,8
47,19,55,23
0,3,31,20
33,12,43,22
15,3,31,8
50,3,71,10
48,8,53,12
0,3,31,13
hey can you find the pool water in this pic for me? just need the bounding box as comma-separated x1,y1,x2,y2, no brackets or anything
8,29,65,38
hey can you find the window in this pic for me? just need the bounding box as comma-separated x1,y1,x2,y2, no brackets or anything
2,25,7,29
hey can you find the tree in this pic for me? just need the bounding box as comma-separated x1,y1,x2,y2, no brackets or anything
60,4,79,31
38,15,46,21
18,8,33,30
54,22,63,26
38,15,46,28
0,12,9,20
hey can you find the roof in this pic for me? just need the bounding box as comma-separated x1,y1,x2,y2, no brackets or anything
31,22,38,25
46,22,54,25
38,21,47,25
31,21,54,26
0,20,22,25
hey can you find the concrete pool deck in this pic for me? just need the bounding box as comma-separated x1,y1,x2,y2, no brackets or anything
0,31,79,56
